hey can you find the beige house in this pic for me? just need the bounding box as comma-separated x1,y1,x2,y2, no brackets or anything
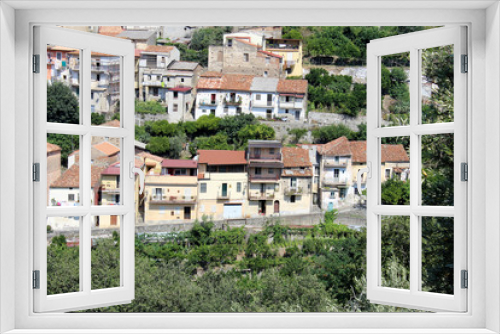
144,159,198,224
246,140,283,217
196,150,248,220
278,147,314,216
264,38,303,77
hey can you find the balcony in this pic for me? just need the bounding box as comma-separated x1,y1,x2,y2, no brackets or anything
324,161,348,168
279,100,302,109
223,97,242,107
249,174,280,183
149,194,197,205
199,100,218,107
216,191,231,200
248,192,274,200
249,153,281,161
142,81,163,87
284,186,303,196
266,43,300,50
101,187,120,194
322,177,348,187
91,65,106,72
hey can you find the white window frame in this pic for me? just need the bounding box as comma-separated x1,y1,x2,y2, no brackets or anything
366,26,467,312
1,2,497,334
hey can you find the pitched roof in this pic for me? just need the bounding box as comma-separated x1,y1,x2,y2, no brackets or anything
381,144,410,163
201,71,223,77
142,45,176,53
98,26,124,37
198,150,247,165
250,77,279,92
161,159,197,168
197,76,222,90
258,50,282,58
282,169,313,177
51,164,105,188
170,86,192,93
102,162,121,176
136,151,164,163
318,136,351,156
168,60,200,71
220,74,254,91
117,30,155,40
100,119,120,127
93,141,120,157
282,147,312,168
47,142,61,153
349,141,367,163
277,79,308,94
234,38,260,48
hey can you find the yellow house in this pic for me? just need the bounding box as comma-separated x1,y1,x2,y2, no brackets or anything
197,150,248,220
264,38,303,77
144,159,198,224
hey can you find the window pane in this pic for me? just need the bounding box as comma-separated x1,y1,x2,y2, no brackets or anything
91,53,121,126
47,45,80,124
421,216,454,294
91,136,121,206
380,137,410,205
46,216,80,295
381,52,410,127
421,133,454,206
91,216,121,289
421,45,454,124
381,215,410,289
47,133,80,207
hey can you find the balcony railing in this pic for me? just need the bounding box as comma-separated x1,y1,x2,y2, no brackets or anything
223,97,242,106
284,186,303,196
324,161,348,168
279,100,302,109
142,81,163,87
149,194,197,204
249,154,281,161
322,177,348,187
199,100,218,107
249,174,280,182
252,100,274,108
216,191,231,200
248,192,275,200
266,43,300,50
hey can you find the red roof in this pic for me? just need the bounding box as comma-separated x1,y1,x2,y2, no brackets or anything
100,119,120,127
197,74,254,91
161,159,197,168
170,86,192,93
318,136,351,156
136,151,164,163
282,147,312,168
277,79,308,94
234,38,260,48
201,71,223,77
258,50,282,58
98,26,124,37
47,142,61,153
93,141,120,157
51,164,105,189
143,45,175,53
102,162,121,176
198,150,247,165
381,144,410,163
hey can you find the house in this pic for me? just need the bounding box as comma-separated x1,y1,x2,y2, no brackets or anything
312,136,410,210
46,142,62,204
246,140,283,217
144,159,198,224
208,37,284,78
46,45,75,84
196,150,248,220
137,45,180,104
195,74,308,120
278,147,314,215
263,38,303,77
116,29,157,46
68,140,121,169
47,164,105,231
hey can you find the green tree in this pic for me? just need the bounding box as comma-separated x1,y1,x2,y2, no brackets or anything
47,82,79,124
288,128,308,144
237,124,275,146
47,133,79,166
381,178,410,205
146,137,170,156
219,113,257,145
189,133,232,156
91,112,105,125
311,123,353,143
135,100,166,114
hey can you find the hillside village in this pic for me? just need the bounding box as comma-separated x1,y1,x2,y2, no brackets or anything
46,25,413,232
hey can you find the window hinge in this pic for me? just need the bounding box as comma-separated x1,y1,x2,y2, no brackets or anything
461,270,468,289
33,270,40,289
461,162,468,181
33,163,40,182
461,54,468,73
33,54,40,73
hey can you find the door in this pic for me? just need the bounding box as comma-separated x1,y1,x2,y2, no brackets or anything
274,200,280,214
184,207,191,220
34,26,136,313
366,26,467,312
267,93,272,106
221,183,228,197
223,204,242,219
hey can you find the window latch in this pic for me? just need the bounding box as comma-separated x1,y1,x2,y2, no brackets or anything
461,270,468,289
33,54,40,73
461,54,468,73
33,163,40,182
461,163,468,181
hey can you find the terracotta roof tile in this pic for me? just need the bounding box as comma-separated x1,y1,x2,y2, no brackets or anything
136,151,164,163
51,164,105,188
220,74,254,91
318,136,351,156
381,144,410,163
258,50,282,58
197,76,222,90
234,38,260,48
201,71,223,77
349,141,367,163
100,119,120,127
170,86,192,93
282,169,313,177
93,141,120,157
282,147,312,168
198,150,247,165
47,142,61,153
277,79,308,94
161,159,197,168
143,45,175,53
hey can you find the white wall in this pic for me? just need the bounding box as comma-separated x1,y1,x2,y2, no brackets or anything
0,2,15,331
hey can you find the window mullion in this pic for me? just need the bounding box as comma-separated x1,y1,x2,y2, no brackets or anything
409,47,420,295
